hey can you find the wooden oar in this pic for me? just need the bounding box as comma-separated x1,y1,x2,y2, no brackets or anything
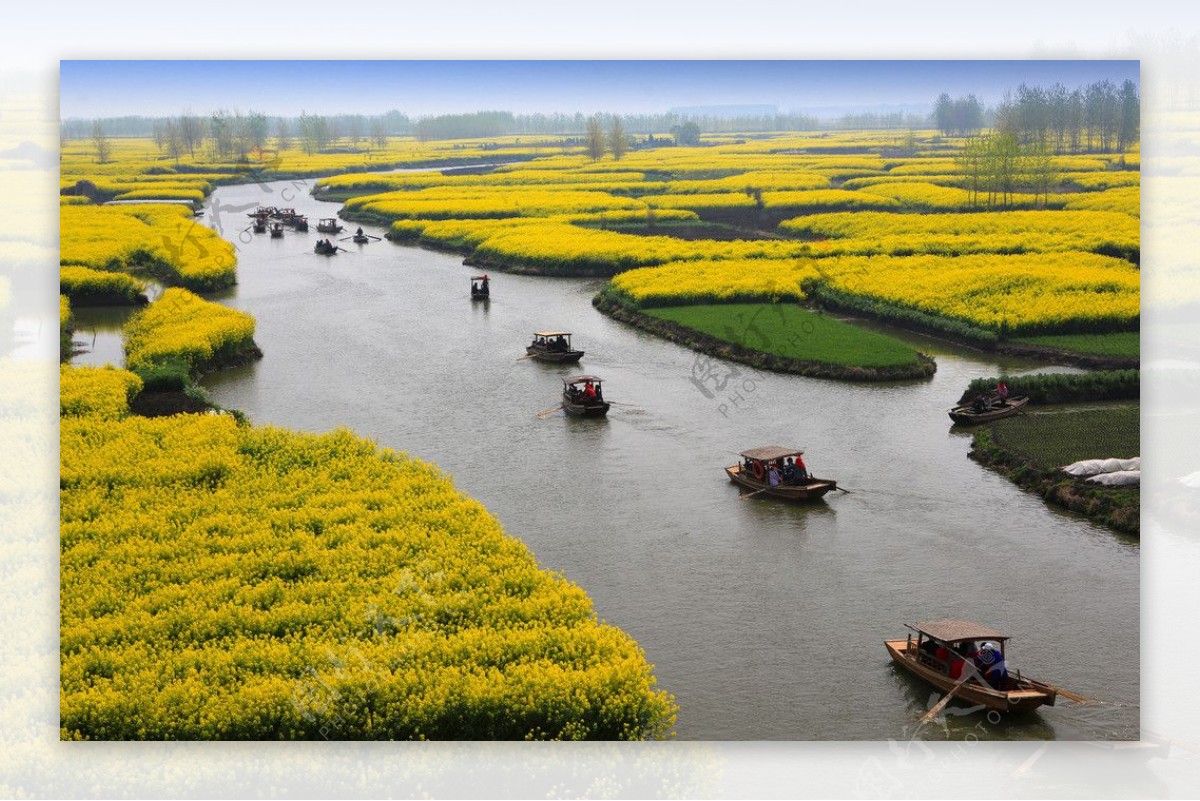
918,674,973,725
535,404,563,418
739,486,775,500
515,354,536,361
1047,685,1099,705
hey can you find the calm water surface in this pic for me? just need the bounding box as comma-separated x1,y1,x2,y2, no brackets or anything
96,180,1143,740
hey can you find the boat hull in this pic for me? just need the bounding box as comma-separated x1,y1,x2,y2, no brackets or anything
885,638,1056,713
949,395,1029,424
725,465,837,501
562,395,609,417
527,347,584,363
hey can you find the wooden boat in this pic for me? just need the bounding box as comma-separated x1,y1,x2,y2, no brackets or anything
470,275,491,300
725,446,837,501
314,240,339,256
252,219,267,234
317,217,344,234
561,375,609,417
948,394,1029,424
527,331,583,363
269,221,285,238
886,620,1058,714
352,234,371,244
292,215,309,232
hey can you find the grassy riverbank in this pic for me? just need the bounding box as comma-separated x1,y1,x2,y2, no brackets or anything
593,292,935,381
969,406,1139,536
1010,332,1140,360
958,370,1139,405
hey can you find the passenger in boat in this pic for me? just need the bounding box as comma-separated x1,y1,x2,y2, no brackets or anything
782,457,797,483
934,645,952,672
948,644,971,680
996,380,1009,406
356,227,364,236
794,453,808,482
583,382,597,401
972,393,990,413
976,642,1008,688
768,464,782,487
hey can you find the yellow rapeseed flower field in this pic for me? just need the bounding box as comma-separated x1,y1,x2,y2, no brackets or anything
60,413,677,740
1064,186,1140,218
612,259,818,306
60,265,146,303
815,252,1139,335
345,187,645,220
779,210,1140,259
60,204,237,291
60,365,142,420
123,287,257,373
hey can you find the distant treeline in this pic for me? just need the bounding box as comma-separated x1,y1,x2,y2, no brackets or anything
936,79,1140,153
63,109,838,143
65,77,1138,149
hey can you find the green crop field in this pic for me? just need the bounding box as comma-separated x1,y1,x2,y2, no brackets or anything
645,303,924,369
987,406,1140,469
1013,332,1140,358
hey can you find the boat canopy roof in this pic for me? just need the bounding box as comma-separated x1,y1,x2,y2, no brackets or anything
534,331,570,338
740,445,804,462
563,375,602,385
319,217,337,223
471,275,490,280
909,620,1009,643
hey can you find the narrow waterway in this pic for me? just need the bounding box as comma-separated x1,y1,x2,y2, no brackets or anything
100,178,1142,740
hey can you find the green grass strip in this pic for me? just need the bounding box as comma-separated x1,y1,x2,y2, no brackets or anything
645,303,924,369
1012,332,1140,358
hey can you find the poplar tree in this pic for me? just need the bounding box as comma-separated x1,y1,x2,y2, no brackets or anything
608,116,629,160
586,116,606,160
91,121,111,164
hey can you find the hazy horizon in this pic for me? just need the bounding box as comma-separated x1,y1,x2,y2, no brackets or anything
60,60,1139,120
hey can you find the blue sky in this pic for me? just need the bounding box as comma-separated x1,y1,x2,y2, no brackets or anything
60,60,1139,119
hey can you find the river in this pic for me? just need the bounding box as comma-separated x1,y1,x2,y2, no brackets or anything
75,177,1140,741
